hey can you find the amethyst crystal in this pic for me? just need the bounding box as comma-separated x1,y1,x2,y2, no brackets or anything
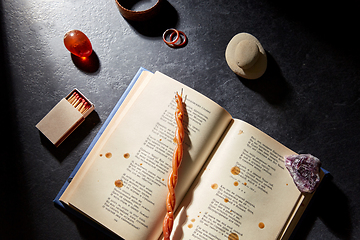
284,154,321,193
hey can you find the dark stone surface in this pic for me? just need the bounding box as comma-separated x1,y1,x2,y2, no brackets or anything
0,0,359,239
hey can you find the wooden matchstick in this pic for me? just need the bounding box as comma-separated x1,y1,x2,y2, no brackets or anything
67,92,76,104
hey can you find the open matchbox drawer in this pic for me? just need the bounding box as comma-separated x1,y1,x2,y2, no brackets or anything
36,89,94,147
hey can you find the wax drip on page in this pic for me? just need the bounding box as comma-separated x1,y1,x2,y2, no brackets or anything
163,91,185,240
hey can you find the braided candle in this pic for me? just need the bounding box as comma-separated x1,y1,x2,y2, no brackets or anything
163,92,185,240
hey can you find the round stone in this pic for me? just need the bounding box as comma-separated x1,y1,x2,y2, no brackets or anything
64,30,92,57
235,40,260,70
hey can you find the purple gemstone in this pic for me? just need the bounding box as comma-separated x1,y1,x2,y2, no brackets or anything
284,154,321,193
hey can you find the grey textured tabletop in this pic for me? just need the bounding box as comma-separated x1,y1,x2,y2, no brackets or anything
1,0,359,239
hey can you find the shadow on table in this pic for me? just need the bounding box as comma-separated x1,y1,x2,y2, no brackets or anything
0,1,39,238
269,0,360,59
39,110,100,162
55,204,120,240
290,176,352,240
120,0,179,37
237,52,292,106
71,51,101,74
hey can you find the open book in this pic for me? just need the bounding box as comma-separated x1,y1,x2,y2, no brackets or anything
55,67,326,240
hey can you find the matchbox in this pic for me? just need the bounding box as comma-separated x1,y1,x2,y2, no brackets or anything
36,89,94,147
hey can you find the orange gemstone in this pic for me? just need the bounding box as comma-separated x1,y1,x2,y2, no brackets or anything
64,30,92,57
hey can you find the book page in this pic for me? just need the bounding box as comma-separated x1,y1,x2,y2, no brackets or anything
60,70,154,202
61,71,233,240
171,119,301,240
